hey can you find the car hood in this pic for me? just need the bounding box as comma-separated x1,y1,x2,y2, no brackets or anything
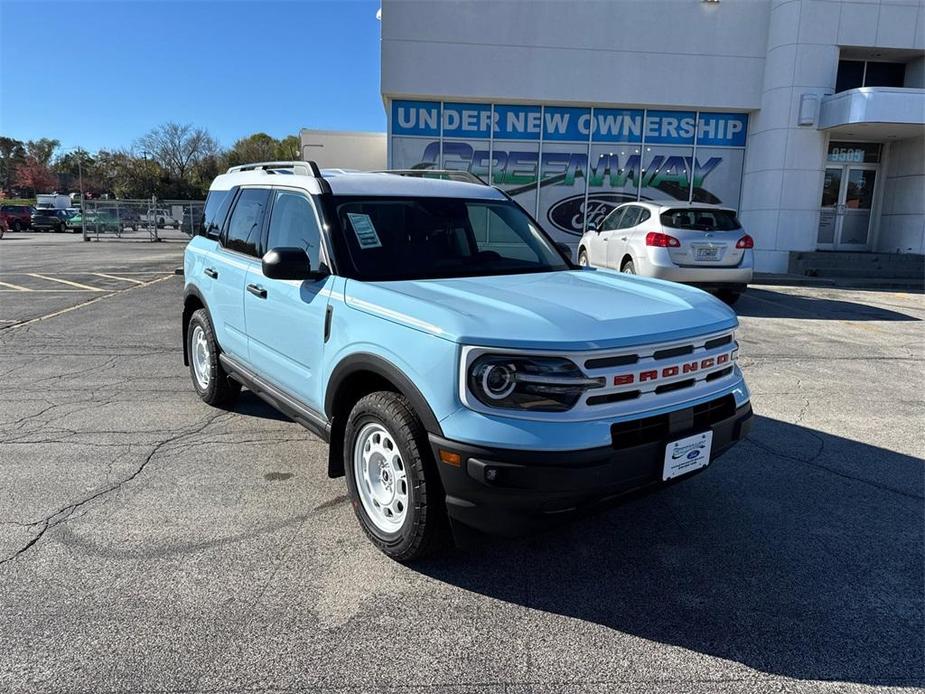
345,269,737,350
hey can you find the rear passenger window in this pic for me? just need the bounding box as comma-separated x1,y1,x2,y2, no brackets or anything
201,189,233,238
638,208,650,225
223,189,269,256
266,191,322,270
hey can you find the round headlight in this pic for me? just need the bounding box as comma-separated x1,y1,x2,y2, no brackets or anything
479,362,516,400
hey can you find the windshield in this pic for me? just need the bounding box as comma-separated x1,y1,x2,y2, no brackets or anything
331,196,570,281
660,208,741,231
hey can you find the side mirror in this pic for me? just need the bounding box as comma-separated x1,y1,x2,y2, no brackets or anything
587,222,599,233
262,247,325,281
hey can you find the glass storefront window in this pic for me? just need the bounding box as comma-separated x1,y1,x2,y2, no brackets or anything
827,142,881,164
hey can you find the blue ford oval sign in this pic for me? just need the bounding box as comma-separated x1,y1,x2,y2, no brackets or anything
547,192,638,236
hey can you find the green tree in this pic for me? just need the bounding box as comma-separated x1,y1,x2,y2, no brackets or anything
0,136,26,194
25,138,60,167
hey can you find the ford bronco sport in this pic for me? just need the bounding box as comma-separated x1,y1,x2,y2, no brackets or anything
182,161,752,561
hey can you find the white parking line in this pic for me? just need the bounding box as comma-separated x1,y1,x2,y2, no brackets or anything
91,272,147,285
0,280,32,291
27,273,105,292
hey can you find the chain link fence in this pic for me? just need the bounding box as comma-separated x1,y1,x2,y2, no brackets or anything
78,198,204,242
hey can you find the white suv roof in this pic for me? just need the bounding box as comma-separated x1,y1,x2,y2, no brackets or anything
627,201,737,213
209,161,506,201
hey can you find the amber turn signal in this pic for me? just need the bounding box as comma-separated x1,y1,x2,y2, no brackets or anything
438,450,462,467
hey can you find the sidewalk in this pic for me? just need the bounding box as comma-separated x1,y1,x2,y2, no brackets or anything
754,272,924,292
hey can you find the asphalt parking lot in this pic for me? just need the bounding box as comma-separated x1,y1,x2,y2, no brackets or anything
0,233,922,694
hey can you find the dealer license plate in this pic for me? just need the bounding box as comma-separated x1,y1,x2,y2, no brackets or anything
694,246,720,261
663,431,713,481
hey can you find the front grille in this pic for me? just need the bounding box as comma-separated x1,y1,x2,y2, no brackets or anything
587,390,640,406
610,394,737,450
653,345,694,360
611,412,670,450
584,354,639,369
705,366,733,382
692,394,736,429
705,335,733,350
655,378,696,394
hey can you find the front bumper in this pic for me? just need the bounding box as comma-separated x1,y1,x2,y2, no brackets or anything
429,396,753,535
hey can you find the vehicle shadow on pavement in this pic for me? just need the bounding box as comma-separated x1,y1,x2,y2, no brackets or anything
735,288,921,321
415,415,924,686
232,390,294,422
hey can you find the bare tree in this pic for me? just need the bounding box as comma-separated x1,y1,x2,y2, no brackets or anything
137,122,219,183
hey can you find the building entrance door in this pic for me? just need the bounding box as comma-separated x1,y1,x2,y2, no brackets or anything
817,143,880,251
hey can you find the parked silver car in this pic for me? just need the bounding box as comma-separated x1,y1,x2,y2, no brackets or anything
578,202,754,304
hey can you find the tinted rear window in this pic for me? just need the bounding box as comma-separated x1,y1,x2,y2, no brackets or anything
660,208,741,231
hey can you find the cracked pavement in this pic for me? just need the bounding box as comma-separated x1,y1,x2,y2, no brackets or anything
0,235,923,693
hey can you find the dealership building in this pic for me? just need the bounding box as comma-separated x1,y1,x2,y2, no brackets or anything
376,0,925,273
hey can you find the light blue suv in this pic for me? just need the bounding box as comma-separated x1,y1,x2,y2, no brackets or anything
182,161,753,561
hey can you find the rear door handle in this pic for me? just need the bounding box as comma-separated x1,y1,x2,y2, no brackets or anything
246,283,267,299
204,267,218,279
621,236,628,241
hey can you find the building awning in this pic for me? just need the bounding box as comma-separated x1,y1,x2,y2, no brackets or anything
819,87,925,140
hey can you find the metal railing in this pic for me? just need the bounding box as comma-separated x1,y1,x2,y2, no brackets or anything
79,198,204,242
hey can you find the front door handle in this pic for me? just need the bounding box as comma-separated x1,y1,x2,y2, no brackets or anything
204,267,218,279
246,283,267,299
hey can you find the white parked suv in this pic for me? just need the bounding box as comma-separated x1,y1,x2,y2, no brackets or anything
578,202,753,304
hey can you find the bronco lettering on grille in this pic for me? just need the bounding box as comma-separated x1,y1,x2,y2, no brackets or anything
613,352,733,386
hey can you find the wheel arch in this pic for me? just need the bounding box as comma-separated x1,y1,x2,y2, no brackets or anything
182,285,209,366
324,353,443,479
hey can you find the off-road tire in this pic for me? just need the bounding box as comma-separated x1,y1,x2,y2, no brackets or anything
344,391,447,562
187,308,240,408
718,290,741,306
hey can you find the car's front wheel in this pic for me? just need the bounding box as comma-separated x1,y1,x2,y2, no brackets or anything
187,308,240,408
11,220,22,232
578,248,589,267
344,391,446,562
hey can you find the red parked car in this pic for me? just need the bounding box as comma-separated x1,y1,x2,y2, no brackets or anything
0,204,33,232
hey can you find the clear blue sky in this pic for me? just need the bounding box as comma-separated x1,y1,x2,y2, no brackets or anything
0,0,385,152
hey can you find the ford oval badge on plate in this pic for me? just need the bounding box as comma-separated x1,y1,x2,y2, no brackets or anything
663,431,713,481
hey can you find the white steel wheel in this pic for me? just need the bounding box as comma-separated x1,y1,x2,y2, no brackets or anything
353,422,409,533
190,324,211,390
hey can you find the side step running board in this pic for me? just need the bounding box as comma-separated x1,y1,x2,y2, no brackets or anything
219,353,331,443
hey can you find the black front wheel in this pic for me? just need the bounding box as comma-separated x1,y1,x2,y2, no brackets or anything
344,391,447,562
718,290,742,306
186,308,240,408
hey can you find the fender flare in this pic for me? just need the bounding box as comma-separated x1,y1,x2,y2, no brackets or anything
325,352,443,437
181,284,211,366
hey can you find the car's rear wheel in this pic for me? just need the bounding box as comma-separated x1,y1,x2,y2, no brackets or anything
578,248,589,267
621,259,636,275
187,308,240,408
718,290,742,306
344,391,446,562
